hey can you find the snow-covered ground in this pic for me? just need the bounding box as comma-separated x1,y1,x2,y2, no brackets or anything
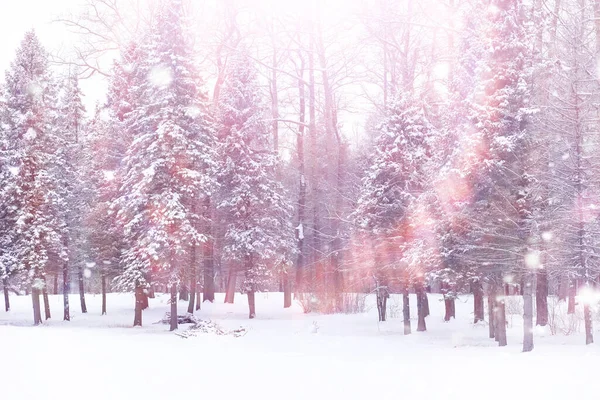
1,292,599,399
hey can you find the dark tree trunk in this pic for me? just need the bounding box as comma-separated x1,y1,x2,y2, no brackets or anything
568,278,576,314
402,287,411,335
247,289,256,319
283,272,292,308
101,274,106,316
488,284,496,339
63,261,70,321
134,286,143,327
53,274,58,295
473,280,484,323
536,268,548,326
32,288,42,325
422,290,430,317
187,244,197,314
170,284,178,331
416,283,427,332
202,198,215,303
584,303,593,345
442,282,455,322
444,295,455,322
141,291,149,310
3,278,10,312
224,269,236,304
78,264,87,313
496,297,507,347
42,279,51,320
376,286,389,322
195,286,201,311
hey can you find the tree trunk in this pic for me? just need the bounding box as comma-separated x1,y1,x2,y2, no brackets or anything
195,286,201,311
42,278,51,320
488,284,496,339
473,280,484,323
3,278,10,312
523,273,534,352
53,274,58,295
496,297,507,347
141,291,149,310
402,287,411,335
283,272,292,308
247,289,256,319
444,295,455,322
32,288,42,325
202,198,215,303
295,60,306,297
134,286,143,327
101,273,106,316
536,268,548,326
63,261,70,321
584,303,593,344
442,282,455,322
78,264,87,313
568,278,576,314
376,286,388,322
224,268,236,304
187,243,197,314
170,284,178,331
422,290,430,317
308,29,321,293
416,283,427,332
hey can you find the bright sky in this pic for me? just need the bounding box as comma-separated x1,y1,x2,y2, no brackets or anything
0,0,106,111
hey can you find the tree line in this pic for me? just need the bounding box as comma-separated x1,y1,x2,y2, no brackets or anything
2,0,600,352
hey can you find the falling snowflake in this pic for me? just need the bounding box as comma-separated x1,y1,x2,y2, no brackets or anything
525,251,541,269
148,65,173,88
26,82,42,99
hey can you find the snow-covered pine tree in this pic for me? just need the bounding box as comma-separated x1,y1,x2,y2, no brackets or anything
56,71,87,320
1,31,69,325
0,79,16,313
114,0,216,330
429,0,489,325
216,52,295,319
467,0,534,349
353,93,436,329
85,42,145,317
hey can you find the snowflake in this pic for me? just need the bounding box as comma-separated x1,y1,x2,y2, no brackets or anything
148,65,173,88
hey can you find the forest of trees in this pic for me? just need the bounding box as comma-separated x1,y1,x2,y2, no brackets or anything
2,0,600,352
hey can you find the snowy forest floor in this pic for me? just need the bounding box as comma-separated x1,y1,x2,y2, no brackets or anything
1,292,599,399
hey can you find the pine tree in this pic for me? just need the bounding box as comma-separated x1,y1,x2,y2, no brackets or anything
216,52,295,319
85,41,148,317
467,0,534,349
114,0,216,329
57,72,87,320
353,94,436,327
1,31,68,325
